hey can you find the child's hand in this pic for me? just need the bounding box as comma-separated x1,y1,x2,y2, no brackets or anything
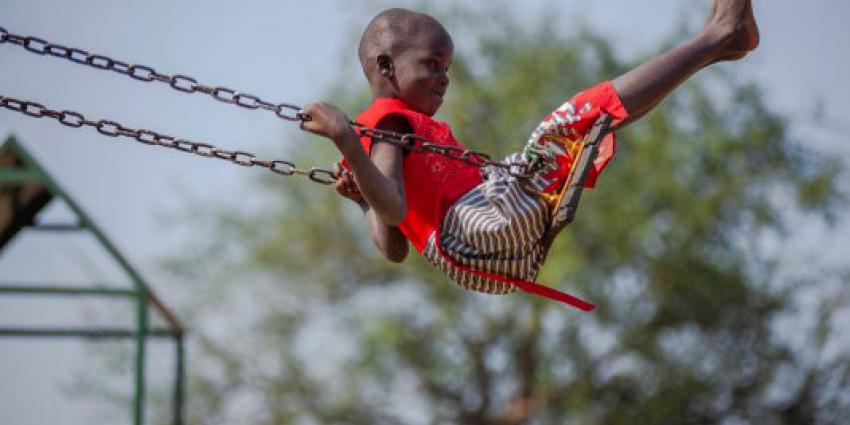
333,163,365,206
300,102,356,143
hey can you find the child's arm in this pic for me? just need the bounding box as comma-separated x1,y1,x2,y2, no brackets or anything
361,115,411,262
363,203,409,263
301,102,407,226
334,167,409,263
301,102,409,262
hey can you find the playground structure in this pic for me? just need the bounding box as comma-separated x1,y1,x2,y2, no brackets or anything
0,136,185,425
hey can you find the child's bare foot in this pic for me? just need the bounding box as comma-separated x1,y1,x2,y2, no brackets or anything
705,0,760,62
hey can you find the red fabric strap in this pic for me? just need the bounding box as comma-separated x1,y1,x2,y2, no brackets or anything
433,234,596,312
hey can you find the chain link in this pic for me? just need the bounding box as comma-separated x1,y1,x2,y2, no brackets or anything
0,26,535,183
0,27,316,123
0,95,340,185
354,126,531,179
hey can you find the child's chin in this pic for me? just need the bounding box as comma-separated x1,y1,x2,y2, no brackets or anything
410,98,441,116
414,105,439,117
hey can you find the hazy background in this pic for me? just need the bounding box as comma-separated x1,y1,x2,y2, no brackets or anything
1,1,848,424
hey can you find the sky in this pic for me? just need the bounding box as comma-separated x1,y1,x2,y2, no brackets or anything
1,1,849,424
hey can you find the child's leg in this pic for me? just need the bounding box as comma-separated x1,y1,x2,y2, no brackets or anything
613,0,759,127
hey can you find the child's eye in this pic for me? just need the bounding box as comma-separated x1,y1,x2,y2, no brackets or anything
424,57,449,73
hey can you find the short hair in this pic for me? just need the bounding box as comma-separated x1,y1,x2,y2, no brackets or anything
358,8,448,81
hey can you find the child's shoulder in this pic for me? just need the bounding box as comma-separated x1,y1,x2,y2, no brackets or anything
359,97,447,137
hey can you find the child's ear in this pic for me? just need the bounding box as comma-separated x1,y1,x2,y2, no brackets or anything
376,54,394,79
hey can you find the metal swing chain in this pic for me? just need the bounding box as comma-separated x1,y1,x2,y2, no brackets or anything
0,26,533,183
0,95,340,184
0,26,305,120
352,126,531,179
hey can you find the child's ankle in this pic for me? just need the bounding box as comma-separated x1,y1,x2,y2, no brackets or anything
700,23,755,64
694,29,733,62
703,23,736,49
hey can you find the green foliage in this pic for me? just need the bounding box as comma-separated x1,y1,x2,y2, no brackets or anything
159,7,849,425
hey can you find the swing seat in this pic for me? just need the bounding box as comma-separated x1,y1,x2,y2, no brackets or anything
538,114,614,257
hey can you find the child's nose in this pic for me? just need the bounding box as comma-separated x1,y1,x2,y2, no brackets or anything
438,71,449,87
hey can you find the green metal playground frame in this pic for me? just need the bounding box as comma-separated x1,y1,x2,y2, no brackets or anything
0,136,185,425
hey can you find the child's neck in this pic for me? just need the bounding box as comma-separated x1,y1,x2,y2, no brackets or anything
369,80,401,100
371,90,399,101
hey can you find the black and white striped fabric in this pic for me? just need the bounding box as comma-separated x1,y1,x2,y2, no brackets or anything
421,99,588,295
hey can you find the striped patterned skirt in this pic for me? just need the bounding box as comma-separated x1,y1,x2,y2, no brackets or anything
419,84,621,299
422,133,575,295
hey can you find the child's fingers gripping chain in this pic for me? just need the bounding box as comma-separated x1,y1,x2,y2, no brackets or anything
342,172,361,194
331,163,363,201
299,102,354,141
299,102,335,136
298,108,310,131
299,103,324,135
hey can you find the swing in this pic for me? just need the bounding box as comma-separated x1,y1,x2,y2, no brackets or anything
0,25,611,255
538,115,613,259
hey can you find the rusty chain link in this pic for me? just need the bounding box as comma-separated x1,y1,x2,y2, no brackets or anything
0,95,339,184
0,26,305,121
353,126,531,179
0,26,533,183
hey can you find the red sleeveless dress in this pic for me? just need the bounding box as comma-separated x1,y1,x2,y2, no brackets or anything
344,82,628,311
349,97,483,253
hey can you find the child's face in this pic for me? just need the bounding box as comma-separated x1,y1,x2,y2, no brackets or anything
392,28,453,116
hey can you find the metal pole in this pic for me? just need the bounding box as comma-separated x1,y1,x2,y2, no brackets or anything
0,285,136,297
0,327,174,338
133,289,148,425
173,334,185,425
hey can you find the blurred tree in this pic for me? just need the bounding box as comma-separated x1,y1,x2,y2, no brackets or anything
158,7,849,425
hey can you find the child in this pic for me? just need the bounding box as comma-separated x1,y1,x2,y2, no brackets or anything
300,0,759,310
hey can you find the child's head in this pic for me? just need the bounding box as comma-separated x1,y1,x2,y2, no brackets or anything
359,8,453,116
